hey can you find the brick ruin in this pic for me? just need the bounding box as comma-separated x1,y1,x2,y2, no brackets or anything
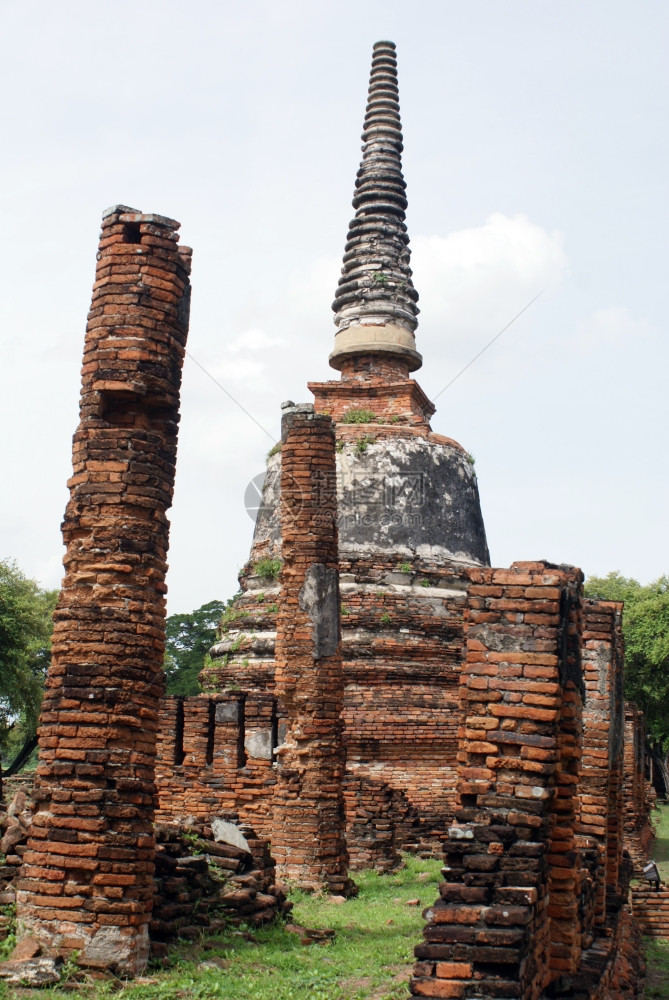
410,566,646,1000
270,402,355,896
0,37,659,1000
12,206,193,975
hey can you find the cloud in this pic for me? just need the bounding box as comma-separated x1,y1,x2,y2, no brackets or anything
209,356,266,384
411,213,569,351
225,329,287,353
573,306,649,355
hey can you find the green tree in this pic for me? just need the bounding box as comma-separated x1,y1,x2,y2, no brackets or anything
585,571,669,791
164,599,227,696
0,559,58,764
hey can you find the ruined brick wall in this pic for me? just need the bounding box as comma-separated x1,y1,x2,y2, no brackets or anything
155,691,282,838
271,403,354,895
155,686,413,871
15,206,191,975
623,703,654,868
410,562,585,1000
581,904,645,1000
578,600,625,928
155,693,245,821
339,558,468,856
343,774,402,871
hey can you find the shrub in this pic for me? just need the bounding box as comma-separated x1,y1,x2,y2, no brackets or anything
254,558,282,581
341,408,376,424
356,435,376,454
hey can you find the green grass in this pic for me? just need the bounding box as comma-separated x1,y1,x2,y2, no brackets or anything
651,801,669,883
0,904,16,963
253,558,282,582
7,855,441,1000
645,938,669,999
644,801,669,997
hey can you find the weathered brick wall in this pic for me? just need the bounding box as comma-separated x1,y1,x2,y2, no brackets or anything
623,703,654,868
154,687,432,873
578,600,625,928
338,355,413,383
582,904,645,1000
155,693,245,821
155,691,283,839
15,206,191,975
309,375,435,426
232,693,281,835
339,561,468,855
271,402,354,895
410,561,585,1000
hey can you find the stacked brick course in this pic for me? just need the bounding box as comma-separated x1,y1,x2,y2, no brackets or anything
632,886,669,939
271,403,354,895
308,372,435,426
14,206,191,975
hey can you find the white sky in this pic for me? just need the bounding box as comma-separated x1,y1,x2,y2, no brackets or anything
1,0,668,615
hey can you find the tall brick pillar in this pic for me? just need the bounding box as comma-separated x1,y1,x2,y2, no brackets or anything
272,403,355,896
16,206,191,975
410,562,584,1000
578,600,625,926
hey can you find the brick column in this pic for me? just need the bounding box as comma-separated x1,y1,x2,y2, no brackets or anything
623,702,653,867
272,403,355,896
410,561,584,1000
578,600,625,927
15,206,191,975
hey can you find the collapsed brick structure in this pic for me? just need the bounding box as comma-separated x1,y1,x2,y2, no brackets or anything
13,206,192,975
150,818,291,950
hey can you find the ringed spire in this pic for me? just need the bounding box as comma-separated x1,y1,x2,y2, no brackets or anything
330,40,421,373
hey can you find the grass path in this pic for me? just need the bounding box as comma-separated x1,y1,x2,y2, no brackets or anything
5,855,441,1000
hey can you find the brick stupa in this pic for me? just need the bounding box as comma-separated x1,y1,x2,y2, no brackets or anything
204,40,490,856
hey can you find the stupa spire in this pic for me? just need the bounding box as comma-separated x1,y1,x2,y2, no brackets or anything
330,40,421,373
